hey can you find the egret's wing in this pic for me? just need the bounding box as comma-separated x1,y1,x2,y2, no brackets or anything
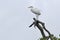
31,8,41,15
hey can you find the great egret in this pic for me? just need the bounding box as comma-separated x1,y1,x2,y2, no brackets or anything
28,6,41,20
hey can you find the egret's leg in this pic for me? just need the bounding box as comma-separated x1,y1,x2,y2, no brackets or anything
36,15,39,20
34,15,39,28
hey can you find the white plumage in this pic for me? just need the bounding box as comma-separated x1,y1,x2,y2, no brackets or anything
28,6,41,20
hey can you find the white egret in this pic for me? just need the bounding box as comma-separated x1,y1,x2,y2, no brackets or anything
28,6,41,20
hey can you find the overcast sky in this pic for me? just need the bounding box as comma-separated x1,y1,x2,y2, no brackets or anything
0,0,60,40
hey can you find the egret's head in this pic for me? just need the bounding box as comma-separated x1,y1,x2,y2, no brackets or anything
28,6,33,8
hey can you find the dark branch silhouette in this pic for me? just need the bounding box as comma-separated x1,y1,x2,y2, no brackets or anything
29,18,52,38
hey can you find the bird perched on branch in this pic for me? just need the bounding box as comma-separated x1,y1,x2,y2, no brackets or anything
28,6,41,20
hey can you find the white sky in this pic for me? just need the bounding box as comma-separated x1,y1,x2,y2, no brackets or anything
0,0,60,40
